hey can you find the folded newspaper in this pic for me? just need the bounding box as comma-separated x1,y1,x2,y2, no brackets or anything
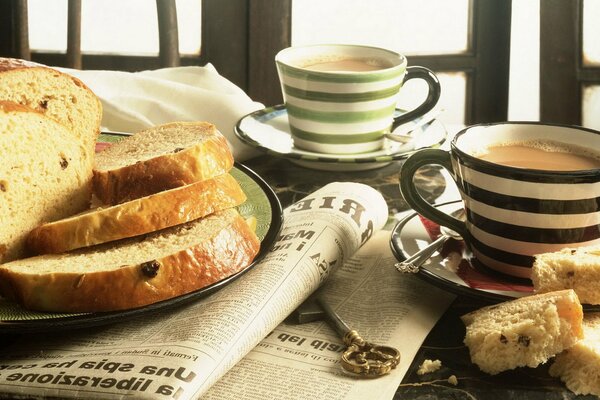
0,182,454,399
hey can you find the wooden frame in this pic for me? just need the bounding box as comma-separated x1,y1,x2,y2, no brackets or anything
0,0,511,125
540,0,600,125
203,0,512,124
0,0,186,70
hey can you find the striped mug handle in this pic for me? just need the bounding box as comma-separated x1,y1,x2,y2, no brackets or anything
399,148,468,238
391,66,441,131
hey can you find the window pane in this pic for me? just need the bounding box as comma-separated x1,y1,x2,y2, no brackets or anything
583,85,600,129
583,0,600,66
397,72,466,126
28,0,200,56
291,0,469,55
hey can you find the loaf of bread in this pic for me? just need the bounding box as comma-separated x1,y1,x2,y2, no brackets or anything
27,173,247,254
0,208,260,312
0,58,102,164
93,121,234,205
549,313,600,396
0,101,91,263
461,289,583,375
532,246,600,304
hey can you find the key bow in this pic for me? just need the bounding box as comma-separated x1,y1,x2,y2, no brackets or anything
341,330,401,377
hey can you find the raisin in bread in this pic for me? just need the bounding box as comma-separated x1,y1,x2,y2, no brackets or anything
27,173,247,254
549,313,600,396
461,289,583,375
0,208,260,312
532,246,600,304
93,121,234,205
0,101,91,262
0,58,102,163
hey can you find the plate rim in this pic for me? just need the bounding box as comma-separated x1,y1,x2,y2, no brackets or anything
234,104,447,164
0,162,283,333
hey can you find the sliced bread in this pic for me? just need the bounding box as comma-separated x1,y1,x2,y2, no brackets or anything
0,101,91,263
27,173,247,254
93,121,234,205
0,58,102,162
549,313,600,396
461,289,583,375
0,208,260,312
532,246,600,304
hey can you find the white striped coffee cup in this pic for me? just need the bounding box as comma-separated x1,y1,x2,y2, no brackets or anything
400,122,600,279
275,44,440,154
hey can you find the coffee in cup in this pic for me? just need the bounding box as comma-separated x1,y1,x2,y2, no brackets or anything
399,122,600,279
275,44,441,155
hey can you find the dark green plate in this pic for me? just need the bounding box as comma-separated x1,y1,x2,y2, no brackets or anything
0,133,282,332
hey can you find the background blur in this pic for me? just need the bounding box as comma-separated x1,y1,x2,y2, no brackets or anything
17,0,600,130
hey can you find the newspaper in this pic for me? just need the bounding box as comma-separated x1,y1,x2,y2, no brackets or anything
203,230,455,400
0,182,454,399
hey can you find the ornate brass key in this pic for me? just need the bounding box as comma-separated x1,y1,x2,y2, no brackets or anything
317,297,401,378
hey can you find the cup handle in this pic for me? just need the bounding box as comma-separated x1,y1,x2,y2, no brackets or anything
391,66,441,131
399,148,468,238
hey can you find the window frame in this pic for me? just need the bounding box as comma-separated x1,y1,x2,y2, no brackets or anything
0,0,512,125
540,0,600,125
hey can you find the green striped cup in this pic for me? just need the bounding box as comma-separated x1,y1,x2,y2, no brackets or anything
275,44,441,154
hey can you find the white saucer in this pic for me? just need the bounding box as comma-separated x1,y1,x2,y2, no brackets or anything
235,104,448,171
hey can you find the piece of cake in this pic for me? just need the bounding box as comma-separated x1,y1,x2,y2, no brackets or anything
461,289,583,375
549,313,600,396
532,246,600,304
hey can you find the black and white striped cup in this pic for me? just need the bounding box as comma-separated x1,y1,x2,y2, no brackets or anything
275,44,440,154
399,122,600,279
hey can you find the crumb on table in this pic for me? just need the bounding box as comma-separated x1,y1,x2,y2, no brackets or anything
447,375,458,385
417,359,442,375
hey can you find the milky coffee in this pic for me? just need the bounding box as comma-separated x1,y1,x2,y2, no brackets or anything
476,140,600,171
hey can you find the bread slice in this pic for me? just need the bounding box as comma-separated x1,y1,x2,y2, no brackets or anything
461,289,583,375
27,173,247,254
0,208,260,312
0,58,102,163
93,121,234,205
0,101,91,263
532,246,600,304
549,313,600,396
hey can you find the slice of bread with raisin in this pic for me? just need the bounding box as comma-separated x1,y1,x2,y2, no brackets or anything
0,209,260,312
93,121,234,205
0,101,91,262
549,313,600,396
27,173,247,254
461,289,583,375
0,58,102,165
532,246,600,304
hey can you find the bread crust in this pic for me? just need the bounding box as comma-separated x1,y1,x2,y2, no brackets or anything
27,173,247,255
0,213,260,312
0,58,45,71
0,57,103,145
93,123,235,205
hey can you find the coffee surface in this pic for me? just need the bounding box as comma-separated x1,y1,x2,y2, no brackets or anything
477,142,600,171
303,58,385,72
